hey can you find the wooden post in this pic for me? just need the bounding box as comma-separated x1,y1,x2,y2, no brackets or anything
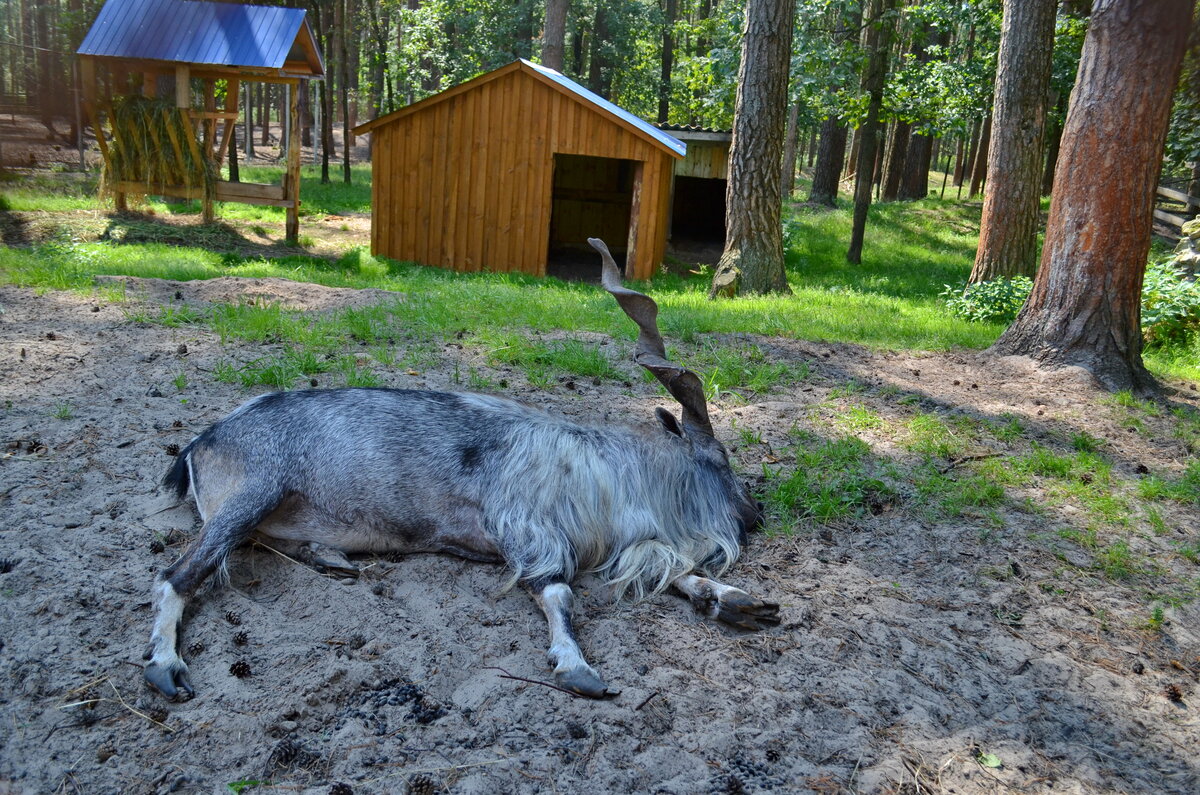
625,160,645,277
215,78,239,169
286,80,301,245
201,80,215,223
175,65,190,108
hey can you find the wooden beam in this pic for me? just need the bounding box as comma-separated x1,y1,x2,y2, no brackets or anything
175,65,190,108
1157,185,1200,206
286,80,301,245
1153,208,1188,228
215,79,239,169
215,181,286,203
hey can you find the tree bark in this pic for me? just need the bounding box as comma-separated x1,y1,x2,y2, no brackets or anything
969,0,1057,283
809,118,848,205
781,101,801,198
881,119,910,201
898,131,932,199
847,0,894,264
709,0,795,297
991,0,1194,394
957,117,980,187
1041,109,1062,196
543,0,568,71
967,112,991,198
658,0,677,123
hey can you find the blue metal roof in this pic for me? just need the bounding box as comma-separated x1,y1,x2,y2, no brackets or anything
521,60,686,158
78,0,314,72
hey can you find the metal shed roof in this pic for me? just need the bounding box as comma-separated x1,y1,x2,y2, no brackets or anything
78,0,321,74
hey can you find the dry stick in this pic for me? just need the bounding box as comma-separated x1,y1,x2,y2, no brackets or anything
483,666,585,699
937,452,1003,474
106,679,176,733
634,691,660,711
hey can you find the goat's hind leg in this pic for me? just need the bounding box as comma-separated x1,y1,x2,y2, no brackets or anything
144,489,280,700
531,579,618,699
672,574,780,631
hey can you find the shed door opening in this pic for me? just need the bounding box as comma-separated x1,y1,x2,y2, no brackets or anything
671,175,727,244
547,154,636,281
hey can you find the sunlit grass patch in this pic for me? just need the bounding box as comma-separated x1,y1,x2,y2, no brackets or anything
763,436,894,529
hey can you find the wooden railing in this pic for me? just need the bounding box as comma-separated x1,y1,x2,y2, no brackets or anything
1154,184,1200,238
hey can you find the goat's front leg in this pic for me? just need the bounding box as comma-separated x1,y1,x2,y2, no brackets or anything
672,574,780,630
532,580,618,699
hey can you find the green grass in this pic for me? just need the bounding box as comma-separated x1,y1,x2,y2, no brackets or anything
4,169,1200,386
763,436,894,528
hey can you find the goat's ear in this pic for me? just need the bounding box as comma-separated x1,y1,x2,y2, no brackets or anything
655,407,684,438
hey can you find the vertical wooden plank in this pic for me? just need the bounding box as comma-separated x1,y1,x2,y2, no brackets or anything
428,98,449,268
403,116,421,263
494,74,518,272
285,81,300,244
175,66,190,108
471,82,491,272
509,73,534,273
414,108,433,266
626,160,645,277
370,127,381,256
450,92,472,270
523,84,547,277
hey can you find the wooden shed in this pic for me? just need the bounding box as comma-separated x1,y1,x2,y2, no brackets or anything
660,126,732,246
353,60,686,280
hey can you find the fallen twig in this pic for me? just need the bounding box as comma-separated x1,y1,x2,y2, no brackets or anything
484,666,585,698
634,691,659,711
938,452,1004,474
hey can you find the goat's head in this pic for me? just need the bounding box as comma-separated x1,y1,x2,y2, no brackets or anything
589,238,763,538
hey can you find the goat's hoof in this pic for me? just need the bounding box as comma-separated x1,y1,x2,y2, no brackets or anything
144,659,195,702
301,543,359,579
716,592,781,631
556,668,619,699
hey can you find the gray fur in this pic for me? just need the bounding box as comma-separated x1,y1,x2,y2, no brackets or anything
165,387,755,600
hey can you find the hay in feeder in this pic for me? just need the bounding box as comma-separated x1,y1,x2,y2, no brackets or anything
100,95,215,204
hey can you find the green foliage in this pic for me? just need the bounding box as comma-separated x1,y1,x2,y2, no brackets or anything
940,277,1033,324
1141,258,1200,344
945,259,1200,350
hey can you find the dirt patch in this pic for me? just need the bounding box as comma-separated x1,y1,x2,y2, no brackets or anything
94,274,403,313
1,280,1198,794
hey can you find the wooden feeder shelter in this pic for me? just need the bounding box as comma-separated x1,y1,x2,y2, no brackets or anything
354,60,686,280
77,0,324,243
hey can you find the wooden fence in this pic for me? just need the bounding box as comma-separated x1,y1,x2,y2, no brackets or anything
1153,184,1200,239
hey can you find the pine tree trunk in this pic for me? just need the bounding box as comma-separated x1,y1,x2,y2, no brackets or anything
991,0,1194,394
847,0,894,264
956,117,979,187
809,118,848,206
658,0,677,123
1041,108,1062,196
709,0,795,297
543,0,568,71
781,101,801,198
968,113,991,198
881,119,910,201
845,128,859,179
969,0,1057,283
898,132,932,199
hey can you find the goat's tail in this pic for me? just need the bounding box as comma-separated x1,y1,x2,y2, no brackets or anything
161,442,193,501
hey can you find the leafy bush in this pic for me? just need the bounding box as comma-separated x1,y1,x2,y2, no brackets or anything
943,260,1200,344
939,277,1033,324
1141,258,1200,344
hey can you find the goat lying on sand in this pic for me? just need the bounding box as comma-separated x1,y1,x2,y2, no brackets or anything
143,238,780,701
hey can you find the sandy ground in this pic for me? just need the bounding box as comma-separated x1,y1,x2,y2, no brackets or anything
1,277,1199,795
